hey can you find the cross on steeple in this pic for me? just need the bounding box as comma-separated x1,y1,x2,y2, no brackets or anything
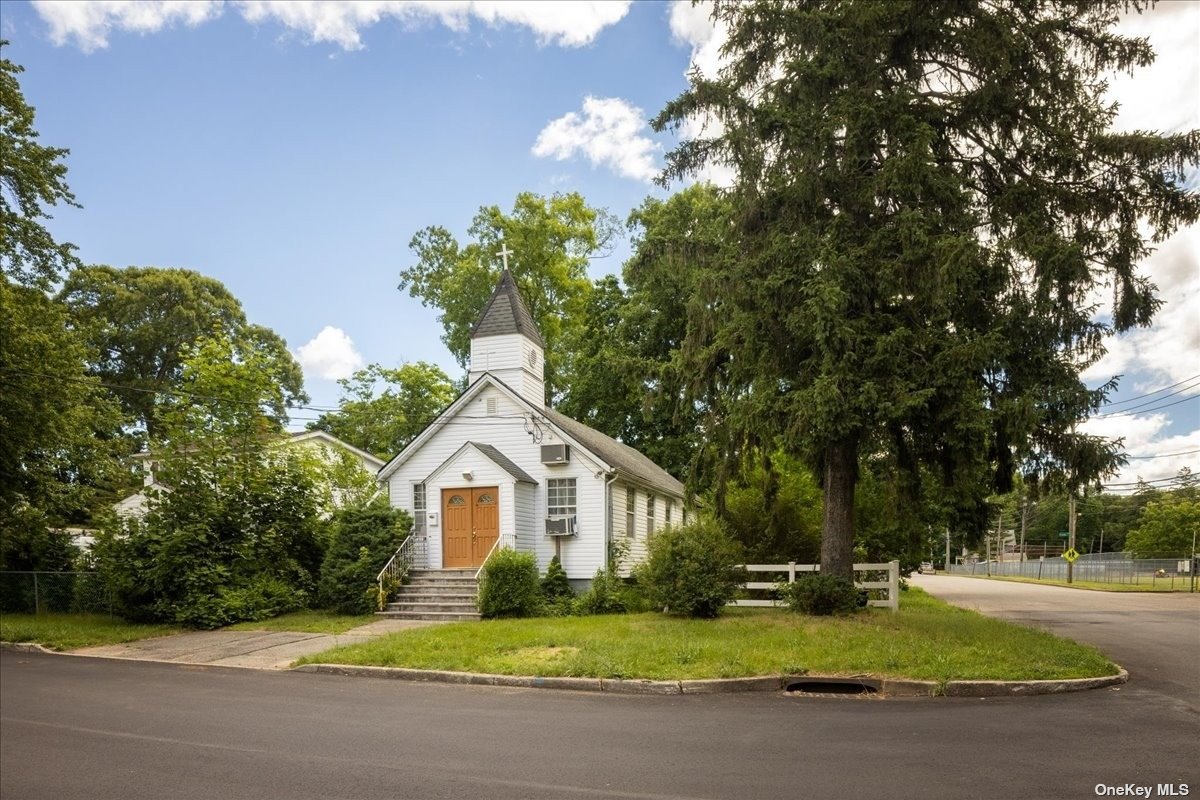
497,240,514,271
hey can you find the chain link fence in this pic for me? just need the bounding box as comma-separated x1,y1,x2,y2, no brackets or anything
0,571,115,615
948,552,1198,589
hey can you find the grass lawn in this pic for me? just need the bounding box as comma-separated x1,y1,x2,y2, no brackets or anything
296,588,1116,682
0,613,180,650
226,610,375,634
957,574,1192,593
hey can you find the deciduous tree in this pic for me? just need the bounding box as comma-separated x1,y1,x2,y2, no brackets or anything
58,265,306,439
0,41,80,290
308,362,456,460
399,191,619,401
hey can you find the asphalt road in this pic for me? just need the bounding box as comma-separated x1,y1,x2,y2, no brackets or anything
2,579,1198,800
910,575,1200,705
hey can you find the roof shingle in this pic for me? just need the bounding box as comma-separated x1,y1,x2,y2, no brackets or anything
470,269,544,346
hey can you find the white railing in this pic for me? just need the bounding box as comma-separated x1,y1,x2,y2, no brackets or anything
473,533,518,582
730,561,900,611
376,533,426,605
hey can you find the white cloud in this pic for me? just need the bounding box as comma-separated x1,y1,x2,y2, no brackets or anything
295,326,364,381
1109,2,1200,136
32,0,631,51
532,95,661,183
1080,227,1200,390
668,0,724,80
1080,414,1200,487
31,0,222,53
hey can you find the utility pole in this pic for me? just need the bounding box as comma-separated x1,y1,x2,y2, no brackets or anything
993,507,1003,573
1067,491,1077,584
945,526,951,572
1019,496,1029,563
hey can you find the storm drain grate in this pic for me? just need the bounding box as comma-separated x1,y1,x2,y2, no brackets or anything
785,678,879,696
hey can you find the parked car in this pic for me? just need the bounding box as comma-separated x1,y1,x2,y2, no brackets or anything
919,562,935,574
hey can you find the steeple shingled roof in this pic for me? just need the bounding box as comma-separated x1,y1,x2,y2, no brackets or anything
470,269,544,347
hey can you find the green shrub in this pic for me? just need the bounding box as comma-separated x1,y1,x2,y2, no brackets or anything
540,555,574,603
636,516,744,618
318,501,411,615
478,549,541,619
576,567,626,614
779,574,861,616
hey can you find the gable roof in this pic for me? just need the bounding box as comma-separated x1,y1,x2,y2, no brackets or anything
541,407,685,498
377,373,685,498
470,269,544,346
288,430,386,470
424,441,537,485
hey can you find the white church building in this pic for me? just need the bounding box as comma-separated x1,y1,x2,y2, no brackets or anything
379,268,686,583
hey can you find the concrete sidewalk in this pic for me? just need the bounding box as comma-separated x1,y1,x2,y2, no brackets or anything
70,618,438,670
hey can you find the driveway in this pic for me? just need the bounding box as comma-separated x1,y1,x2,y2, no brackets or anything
911,574,1200,706
69,618,436,669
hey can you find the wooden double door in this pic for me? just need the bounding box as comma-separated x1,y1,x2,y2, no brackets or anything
441,487,500,568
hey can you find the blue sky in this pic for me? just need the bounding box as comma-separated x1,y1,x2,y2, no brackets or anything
3,0,1197,488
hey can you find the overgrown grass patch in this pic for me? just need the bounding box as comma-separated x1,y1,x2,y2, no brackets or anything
225,610,375,634
0,613,180,650
296,588,1117,681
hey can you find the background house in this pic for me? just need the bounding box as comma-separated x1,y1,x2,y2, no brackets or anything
114,430,384,519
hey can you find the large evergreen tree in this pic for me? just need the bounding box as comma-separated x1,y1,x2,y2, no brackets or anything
654,1,1199,577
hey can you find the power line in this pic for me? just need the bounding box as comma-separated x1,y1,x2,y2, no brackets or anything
1124,448,1200,460
1098,373,1200,408
1092,392,1199,419
1,368,552,432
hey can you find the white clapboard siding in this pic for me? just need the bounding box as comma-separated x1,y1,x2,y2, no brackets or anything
387,382,607,579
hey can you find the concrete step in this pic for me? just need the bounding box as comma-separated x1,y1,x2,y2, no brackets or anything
408,569,477,578
386,601,479,614
393,592,477,603
376,610,481,622
405,577,479,587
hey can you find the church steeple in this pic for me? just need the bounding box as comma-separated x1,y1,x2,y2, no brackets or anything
468,267,545,407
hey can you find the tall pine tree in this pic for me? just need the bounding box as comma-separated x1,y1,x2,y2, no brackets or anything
654,1,1199,577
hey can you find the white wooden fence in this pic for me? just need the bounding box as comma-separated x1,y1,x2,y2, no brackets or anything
730,561,900,612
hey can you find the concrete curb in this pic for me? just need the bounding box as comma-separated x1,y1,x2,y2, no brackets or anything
290,662,1129,698
1,642,59,655
3,641,1129,698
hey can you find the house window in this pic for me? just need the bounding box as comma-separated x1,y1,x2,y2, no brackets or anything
413,483,426,533
625,487,636,538
547,478,576,517
665,502,672,526
647,495,656,536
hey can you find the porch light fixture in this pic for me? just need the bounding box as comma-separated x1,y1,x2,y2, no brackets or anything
461,469,474,481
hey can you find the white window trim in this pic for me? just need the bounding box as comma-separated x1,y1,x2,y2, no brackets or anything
412,482,426,534
547,477,577,517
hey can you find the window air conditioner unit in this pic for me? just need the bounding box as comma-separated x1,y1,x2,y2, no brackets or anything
545,516,577,536
541,444,569,465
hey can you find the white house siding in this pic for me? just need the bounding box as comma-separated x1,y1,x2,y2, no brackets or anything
613,482,683,577
468,333,544,407
386,382,608,579
514,482,537,554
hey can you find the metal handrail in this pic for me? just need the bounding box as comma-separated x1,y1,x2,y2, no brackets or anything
473,533,517,582
376,533,423,607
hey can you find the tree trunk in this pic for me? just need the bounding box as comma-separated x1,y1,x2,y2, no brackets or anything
820,434,859,580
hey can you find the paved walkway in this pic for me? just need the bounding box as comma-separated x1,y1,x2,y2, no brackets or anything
70,618,437,670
